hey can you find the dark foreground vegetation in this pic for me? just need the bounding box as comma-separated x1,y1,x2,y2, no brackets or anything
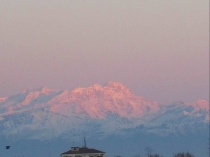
144,152,195,157
130,147,196,157
172,152,195,157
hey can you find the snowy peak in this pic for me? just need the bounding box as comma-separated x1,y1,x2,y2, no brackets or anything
48,82,158,118
39,86,55,95
0,97,7,102
106,81,133,95
0,82,208,120
189,99,209,111
0,82,209,140
30,86,59,95
0,87,61,117
0,82,160,119
71,81,132,96
106,81,129,90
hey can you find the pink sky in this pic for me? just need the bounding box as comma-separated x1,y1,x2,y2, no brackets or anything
0,0,209,103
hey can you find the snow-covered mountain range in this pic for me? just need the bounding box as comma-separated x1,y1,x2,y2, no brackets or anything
0,82,208,140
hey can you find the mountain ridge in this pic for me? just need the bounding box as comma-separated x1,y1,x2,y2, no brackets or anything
0,81,209,141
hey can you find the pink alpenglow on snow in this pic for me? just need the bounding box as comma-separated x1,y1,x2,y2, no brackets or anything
49,82,159,119
1,82,208,121
188,99,209,112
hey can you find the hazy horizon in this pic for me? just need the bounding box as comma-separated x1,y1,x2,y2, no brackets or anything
0,0,209,104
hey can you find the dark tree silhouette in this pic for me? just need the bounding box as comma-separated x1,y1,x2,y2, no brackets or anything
173,152,195,157
144,147,163,157
145,147,153,157
151,154,164,157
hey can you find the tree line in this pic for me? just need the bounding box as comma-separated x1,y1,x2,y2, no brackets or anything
144,146,195,157
128,147,196,157
143,152,195,157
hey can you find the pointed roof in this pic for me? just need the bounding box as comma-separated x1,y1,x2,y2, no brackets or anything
61,147,105,155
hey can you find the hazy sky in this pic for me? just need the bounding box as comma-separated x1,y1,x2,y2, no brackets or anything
0,0,209,103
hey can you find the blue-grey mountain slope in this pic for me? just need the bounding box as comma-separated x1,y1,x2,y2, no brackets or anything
0,82,209,157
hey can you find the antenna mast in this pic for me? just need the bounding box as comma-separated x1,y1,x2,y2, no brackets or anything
84,137,87,147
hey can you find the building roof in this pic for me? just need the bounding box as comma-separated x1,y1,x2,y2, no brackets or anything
61,147,105,155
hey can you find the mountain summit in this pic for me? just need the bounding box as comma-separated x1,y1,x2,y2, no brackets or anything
48,81,159,119
0,82,208,140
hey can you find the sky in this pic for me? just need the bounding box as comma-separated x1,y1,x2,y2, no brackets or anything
0,0,209,103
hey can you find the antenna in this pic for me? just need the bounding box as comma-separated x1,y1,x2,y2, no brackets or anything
84,137,87,147
72,141,75,146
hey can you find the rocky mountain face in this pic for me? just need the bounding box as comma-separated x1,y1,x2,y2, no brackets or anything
0,82,208,141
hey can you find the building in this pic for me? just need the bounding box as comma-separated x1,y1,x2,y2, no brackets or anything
60,146,105,157
60,138,105,157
